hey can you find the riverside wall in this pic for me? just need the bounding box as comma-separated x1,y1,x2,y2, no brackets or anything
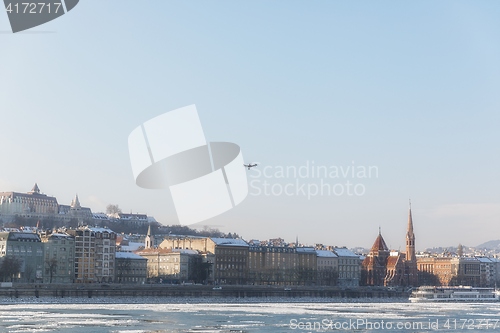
0,284,409,300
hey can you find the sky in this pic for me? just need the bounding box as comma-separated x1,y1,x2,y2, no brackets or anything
1,1,499,251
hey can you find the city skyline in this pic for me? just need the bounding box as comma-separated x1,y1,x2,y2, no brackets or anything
1,1,499,250
0,182,497,254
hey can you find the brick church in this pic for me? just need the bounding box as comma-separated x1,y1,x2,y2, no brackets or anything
362,204,418,287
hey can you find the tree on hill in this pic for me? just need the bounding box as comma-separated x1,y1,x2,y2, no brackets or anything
158,225,238,238
106,204,122,216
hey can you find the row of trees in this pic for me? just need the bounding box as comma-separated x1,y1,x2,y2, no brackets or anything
0,257,58,283
2,216,81,230
1,215,239,240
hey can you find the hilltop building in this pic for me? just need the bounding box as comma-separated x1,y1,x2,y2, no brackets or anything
107,212,154,225
58,194,93,222
0,184,95,225
0,184,59,221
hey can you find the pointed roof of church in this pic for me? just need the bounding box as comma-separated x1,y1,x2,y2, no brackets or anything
29,183,40,194
370,231,389,253
71,194,81,209
407,200,414,238
147,224,152,237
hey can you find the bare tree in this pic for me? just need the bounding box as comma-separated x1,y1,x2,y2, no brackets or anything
0,256,22,282
106,204,122,216
24,265,35,283
45,258,58,283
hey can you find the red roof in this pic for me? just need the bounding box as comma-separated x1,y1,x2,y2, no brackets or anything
370,234,389,253
386,255,401,267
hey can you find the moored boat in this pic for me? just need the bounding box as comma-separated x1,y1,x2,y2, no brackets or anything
409,286,499,302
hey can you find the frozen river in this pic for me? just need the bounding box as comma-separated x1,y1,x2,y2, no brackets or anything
1,298,500,332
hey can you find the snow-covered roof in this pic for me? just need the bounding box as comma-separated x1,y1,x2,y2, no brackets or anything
1,228,20,232
172,249,198,255
316,250,338,257
115,252,147,260
5,232,41,242
333,248,359,257
88,227,115,233
166,234,206,239
476,257,493,263
296,247,316,253
211,238,249,247
20,227,37,232
49,233,74,239
120,242,144,252
460,257,479,262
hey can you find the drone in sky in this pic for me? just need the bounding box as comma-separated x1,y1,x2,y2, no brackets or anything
243,163,258,170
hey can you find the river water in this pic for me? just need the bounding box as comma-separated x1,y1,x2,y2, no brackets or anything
1,297,500,332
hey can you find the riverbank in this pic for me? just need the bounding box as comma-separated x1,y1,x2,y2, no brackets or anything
0,284,409,301
0,295,410,305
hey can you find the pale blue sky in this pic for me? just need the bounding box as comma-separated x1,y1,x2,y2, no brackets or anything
1,1,499,250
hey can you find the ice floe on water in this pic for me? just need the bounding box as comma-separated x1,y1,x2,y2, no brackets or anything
1,298,500,332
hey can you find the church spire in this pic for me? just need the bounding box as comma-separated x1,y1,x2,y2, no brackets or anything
29,183,40,194
407,199,414,237
71,194,81,209
145,224,153,249
406,200,416,262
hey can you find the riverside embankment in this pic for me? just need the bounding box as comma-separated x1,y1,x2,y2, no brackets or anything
0,284,409,300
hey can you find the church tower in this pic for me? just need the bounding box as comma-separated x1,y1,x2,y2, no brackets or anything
406,201,416,262
70,194,85,226
145,224,154,249
362,229,390,286
70,194,81,210
405,201,418,286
